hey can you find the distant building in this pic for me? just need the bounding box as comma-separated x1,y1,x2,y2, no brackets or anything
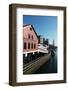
38,35,49,46
38,35,44,44
45,39,49,45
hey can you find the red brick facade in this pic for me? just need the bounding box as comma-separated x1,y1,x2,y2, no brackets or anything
23,25,38,53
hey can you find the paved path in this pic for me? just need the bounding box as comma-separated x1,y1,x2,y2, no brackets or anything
23,52,51,74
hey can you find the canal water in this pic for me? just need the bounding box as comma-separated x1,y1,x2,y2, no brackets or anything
33,50,57,74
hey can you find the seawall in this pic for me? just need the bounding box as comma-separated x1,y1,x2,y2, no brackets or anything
23,52,51,74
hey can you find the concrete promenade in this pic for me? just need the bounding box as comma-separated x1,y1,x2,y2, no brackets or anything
23,52,51,74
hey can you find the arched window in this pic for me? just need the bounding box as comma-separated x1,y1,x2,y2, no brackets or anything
28,43,30,49
31,43,33,49
30,27,32,31
28,34,30,39
24,42,26,49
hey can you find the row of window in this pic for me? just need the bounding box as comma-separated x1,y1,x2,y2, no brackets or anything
24,42,36,49
28,34,33,40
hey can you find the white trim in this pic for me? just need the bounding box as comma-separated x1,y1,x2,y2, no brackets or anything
16,8,64,82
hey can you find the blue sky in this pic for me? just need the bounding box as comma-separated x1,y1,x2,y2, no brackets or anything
23,15,57,46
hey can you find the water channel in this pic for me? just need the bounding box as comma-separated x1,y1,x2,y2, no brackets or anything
33,49,57,74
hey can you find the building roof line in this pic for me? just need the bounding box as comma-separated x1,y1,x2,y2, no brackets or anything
23,24,38,39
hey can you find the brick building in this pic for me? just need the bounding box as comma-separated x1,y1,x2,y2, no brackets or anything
23,24,48,64
23,24,38,53
23,24,38,62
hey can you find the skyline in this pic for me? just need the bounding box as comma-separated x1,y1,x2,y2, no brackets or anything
23,15,57,46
